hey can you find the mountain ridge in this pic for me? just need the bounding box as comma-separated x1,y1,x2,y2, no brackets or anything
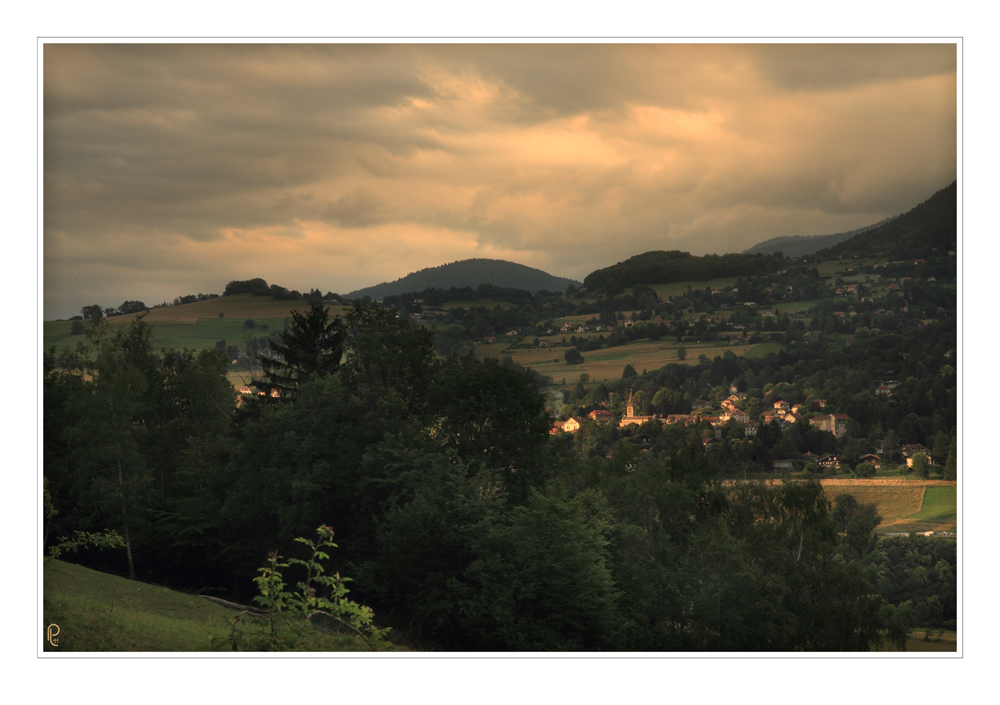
345,258,583,300
742,215,901,257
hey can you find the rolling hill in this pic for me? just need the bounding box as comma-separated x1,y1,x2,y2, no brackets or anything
345,259,582,300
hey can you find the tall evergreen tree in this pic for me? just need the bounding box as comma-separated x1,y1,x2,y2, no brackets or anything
253,304,346,401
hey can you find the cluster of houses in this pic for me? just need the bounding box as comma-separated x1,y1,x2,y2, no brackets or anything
548,387,942,475
551,389,855,444
554,316,677,336
779,443,932,473
549,368,937,473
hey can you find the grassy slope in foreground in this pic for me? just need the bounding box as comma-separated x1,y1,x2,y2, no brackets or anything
42,558,401,652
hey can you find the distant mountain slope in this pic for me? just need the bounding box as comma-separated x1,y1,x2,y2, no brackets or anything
814,181,957,260
345,259,583,300
743,215,900,257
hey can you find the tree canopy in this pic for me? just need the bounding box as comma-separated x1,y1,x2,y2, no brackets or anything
45,301,941,652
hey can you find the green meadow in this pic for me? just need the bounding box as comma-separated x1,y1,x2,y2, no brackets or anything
903,486,958,533
818,481,956,534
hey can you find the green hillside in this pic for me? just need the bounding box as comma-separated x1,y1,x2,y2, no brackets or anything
43,558,400,652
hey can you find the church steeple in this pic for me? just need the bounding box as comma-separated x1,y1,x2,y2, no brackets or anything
626,389,635,418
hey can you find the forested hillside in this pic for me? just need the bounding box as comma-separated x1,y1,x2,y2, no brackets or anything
583,251,787,294
346,259,582,300
814,182,957,261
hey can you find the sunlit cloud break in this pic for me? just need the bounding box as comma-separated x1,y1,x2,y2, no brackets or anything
44,42,956,319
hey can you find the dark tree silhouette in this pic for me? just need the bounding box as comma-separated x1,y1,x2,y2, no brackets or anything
253,304,346,401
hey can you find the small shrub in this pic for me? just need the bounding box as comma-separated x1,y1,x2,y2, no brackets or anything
852,463,876,479
230,525,389,652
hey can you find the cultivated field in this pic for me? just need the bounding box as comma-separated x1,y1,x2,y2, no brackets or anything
648,277,740,301
818,480,957,534
476,336,786,383
902,486,958,533
44,295,350,355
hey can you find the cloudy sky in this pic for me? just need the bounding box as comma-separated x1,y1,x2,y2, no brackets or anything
43,42,957,319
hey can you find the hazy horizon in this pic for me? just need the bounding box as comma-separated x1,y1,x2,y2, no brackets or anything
43,42,957,320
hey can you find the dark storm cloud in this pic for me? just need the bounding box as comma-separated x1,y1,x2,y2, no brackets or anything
322,187,390,227
43,42,957,320
747,43,957,91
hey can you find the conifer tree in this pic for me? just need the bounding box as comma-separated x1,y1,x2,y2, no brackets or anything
253,304,346,401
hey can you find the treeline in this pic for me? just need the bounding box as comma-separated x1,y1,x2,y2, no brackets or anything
44,304,929,651
169,292,219,306
223,278,333,303
584,250,788,294
383,282,538,311
75,301,150,321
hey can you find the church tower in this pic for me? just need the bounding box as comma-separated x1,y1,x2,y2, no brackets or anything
626,389,635,418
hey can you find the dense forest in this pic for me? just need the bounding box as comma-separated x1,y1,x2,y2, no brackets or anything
44,299,950,651
583,251,789,294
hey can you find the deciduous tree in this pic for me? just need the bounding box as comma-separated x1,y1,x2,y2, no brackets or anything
911,452,931,479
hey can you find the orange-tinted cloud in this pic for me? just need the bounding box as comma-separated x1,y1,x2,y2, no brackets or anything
44,43,957,319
